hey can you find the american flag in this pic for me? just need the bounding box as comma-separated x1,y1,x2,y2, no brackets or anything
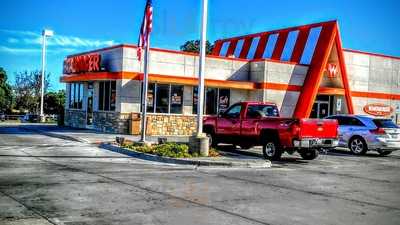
137,0,153,61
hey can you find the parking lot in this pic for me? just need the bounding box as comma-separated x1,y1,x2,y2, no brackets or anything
0,124,400,225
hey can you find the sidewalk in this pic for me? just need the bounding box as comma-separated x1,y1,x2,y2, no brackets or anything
18,124,271,168
20,124,189,144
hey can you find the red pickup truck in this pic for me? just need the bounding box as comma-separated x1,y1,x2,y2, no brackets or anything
203,101,339,160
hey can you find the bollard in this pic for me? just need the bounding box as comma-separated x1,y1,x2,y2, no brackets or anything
189,134,209,157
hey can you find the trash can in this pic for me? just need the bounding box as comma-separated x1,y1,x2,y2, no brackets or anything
129,113,141,135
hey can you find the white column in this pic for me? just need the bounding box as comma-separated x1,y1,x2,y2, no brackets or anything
196,0,208,136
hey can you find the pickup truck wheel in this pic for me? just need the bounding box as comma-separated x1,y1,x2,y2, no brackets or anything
299,149,319,160
262,141,282,160
378,150,392,156
349,137,367,155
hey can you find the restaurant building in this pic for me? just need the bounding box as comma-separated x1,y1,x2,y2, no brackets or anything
61,20,400,135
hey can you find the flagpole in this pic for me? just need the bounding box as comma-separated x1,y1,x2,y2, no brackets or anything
196,0,208,137
140,36,150,143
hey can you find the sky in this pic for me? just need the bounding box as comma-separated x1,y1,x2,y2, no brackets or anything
0,0,399,91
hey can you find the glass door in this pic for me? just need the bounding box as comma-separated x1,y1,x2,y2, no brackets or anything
310,96,332,119
318,102,329,119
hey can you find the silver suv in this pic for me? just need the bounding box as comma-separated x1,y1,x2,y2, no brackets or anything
326,115,400,156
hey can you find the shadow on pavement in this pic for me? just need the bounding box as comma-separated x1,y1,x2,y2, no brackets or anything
0,124,100,135
328,148,388,158
217,145,311,164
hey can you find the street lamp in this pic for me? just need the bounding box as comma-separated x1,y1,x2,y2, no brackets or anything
40,29,54,122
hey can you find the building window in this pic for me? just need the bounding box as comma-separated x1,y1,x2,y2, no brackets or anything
68,83,83,109
193,87,230,115
146,83,155,113
98,81,116,111
170,85,183,114
143,83,184,114
156,84,170,113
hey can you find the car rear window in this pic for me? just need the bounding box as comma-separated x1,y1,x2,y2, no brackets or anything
373,119,398,128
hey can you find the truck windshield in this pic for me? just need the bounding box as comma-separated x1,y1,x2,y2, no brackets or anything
373,119,398,128
247,105,279,117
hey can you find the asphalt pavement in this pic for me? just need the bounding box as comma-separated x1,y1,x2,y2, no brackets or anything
1,123,400,225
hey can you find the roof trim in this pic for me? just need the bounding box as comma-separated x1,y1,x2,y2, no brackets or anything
214,20,337,43
60,71,400,100
343,49,400,61
66,44,249,62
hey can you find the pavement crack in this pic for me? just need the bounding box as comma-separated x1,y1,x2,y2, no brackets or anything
0,189,57,225
198,171,400,212
20,152,273,225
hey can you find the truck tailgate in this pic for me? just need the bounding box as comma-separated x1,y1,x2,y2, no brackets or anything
298,119,338,139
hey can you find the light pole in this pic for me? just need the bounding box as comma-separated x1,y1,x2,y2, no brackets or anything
40,29,53,122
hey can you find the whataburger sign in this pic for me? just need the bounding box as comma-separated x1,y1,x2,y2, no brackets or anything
63,54,101,74
326,63,338,78
363,103,394,116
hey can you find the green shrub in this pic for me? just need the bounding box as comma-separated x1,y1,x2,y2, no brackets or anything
121,142,221,158
122,143,154,154
153,143,191,158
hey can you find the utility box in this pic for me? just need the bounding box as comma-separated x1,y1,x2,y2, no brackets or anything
129,113,141,135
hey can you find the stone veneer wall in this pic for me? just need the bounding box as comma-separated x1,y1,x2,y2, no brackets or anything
65,110,86,129
93,112,131,134
146,114,197,136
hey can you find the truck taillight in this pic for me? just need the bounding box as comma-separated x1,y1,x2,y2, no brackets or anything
370,128,386,135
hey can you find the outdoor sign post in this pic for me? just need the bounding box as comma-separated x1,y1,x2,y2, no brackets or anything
196,0,208,136
193,0,209,156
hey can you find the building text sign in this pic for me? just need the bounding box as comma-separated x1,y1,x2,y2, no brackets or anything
326,63,338,79
63,54,101,74
363,103,393,116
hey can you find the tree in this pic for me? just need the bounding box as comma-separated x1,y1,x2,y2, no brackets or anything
180,40,214,55
44,90,65,115
13,70,50,114
0,68,12,113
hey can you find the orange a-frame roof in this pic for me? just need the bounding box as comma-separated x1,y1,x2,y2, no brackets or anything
212,20,354,118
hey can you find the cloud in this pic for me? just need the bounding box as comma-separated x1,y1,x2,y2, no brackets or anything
49,36,116,48
0,29,38,37
0,46,78,55
0,46,40,54
0,29,116,49
7,38,19,44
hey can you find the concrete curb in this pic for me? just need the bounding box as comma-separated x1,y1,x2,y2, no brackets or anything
100,143,271,168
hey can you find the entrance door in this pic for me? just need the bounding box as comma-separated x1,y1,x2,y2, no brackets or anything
310,95,332,119
86,83,94,126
